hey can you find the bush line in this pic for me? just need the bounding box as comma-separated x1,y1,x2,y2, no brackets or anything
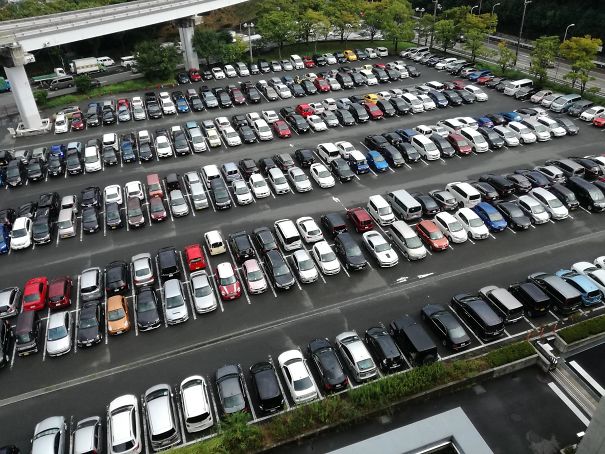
558,314,605,344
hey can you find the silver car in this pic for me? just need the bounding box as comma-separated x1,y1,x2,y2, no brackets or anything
0,286,21,318
287,167,312,193
292,249,319,284
190,271,218,313
179,375,214,433
46,311,72,356
73,417,103,454
131,253,154,287
163,279,189,325
335,331,377,382
108,394,142,454
31,416,66,454
232,180,254,205
242,259,268,294
144,384,181,451
169,189,190,217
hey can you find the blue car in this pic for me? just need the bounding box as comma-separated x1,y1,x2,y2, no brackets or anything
49,144,66,158
468,70,492,81
428,90,448,108
555,269,603,306
500,111,522,123
476,117,494,128
0,224,9,254
396,128,418,143
366,150,389,172
176,98,190,113
472,202,507,232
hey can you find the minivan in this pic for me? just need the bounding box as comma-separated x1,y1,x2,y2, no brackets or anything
411,135,440,160
386,189,422,221
274,219,302,251
509,281,551,316
459,127,489,153
15,310,41,356
57,208,76,238
49,76,75,91
528,273,582,314
367,194,395,225
388,221,427,260
478,286,525,323
202,164,221,189
445,182,481,208
390,314,438,365
157,247,181,281
565,177,605,212
550,94,582,113
547,159,585,179
503,78,533,96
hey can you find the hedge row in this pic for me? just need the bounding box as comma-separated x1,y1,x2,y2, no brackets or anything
558,314,605,343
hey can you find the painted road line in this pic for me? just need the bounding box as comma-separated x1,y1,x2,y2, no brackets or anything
547,382,590,426
569,361,605,397
73,276,81,353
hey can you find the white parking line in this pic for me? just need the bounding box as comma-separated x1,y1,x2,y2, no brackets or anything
130,266,139,336
73,276,81,353
547,382,590,426
103,284,109,344
42,308,50,361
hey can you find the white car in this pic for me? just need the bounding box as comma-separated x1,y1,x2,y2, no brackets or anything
365,47,378,58
430,124,449,138
252,119,273,141
417,94,437,110
288,167,313,192
215,116,231,131
54,114,69,134
211,67,226,79
292,249,319,284
261,110,279,124
221,127,242,147
492,125,520,147
435,57,457,70
232,180,254,205
223,64,237,77
376,46,388,57
327,77,341,91
249,174,271,198
267,167,290,194
10,216,32,250
362,231,398,267
205,230,226,255
160,98,176,115
536,116,567,137
312,241,340,275
309,102,324,115
104,184,123,205
46,311,72,356
335,141,356,159
455,208,489,240
464,85,488,101
158,92,170,102
324,53,337,64
571,262,605,293
580,106,605,121
125,181,144,200
296,216,323,243
529,188,569,220
508,121,537,144
434,212,468,244
309,163,335,188
378,91,392,101
155,135,173,158
278,350,318,404
535,165,566,183
274,83,292,99
518,195,550,224
108,395,142,454
307,115,328,132
246,112,261,126
322,98,337,111
205,129,221,147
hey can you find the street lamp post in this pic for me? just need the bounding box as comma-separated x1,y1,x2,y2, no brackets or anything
415,8,425,45
478,0,483,14
243,22,254,64
470,5,478,14
514,0,531,67
429,0,440,50
555,23,575,80
491,2,501,15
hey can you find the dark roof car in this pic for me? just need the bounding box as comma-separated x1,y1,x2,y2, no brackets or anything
228,231,254,264
252,227,278,254
334,232,367,271
307,338,348,391
216,364,247,414
364,326,405,371
421,303,470,350
249,361,285,413
264,249,295,290
451,294,505,340
105,261,129,295
136,287,161,331
77,300,103,347
495,201,531,230
294,148,315,167
320,212,348,237
331,158,355,182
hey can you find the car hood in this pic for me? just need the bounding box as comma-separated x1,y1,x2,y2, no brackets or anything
274,273,295,287
166,305,187,320
220,283,239,296
47,336,70,354
137,309,160,326
78,325,100,341
377,250,397,262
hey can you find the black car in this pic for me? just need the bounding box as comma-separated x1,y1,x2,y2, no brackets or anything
334,233,367,271
176,72,190,84
396,142,421,163
495,201,531,230
550,183,580,210
555,117,579,135
430,134,456,158
81,186,101,208
443,90,463,106
264,249,295,290
451,294,504,340
471,181,499,202
258,157,277,175
349,104,369,122
249,361,284,413
350,72,366,86
120,136,138,163
102,106,117,125
331,158,355,182
382,131,402,145
65,150,83,175
486,77,506,88
139,142,154,161
0,320,11,368
376,144,404,168
17,202,37,219
235,125,255,144
301,80,317,95
146,102,163,119
105,261,129,295
77,300,103,347
571,157,602,180
38,192,59,218
365,326,405,372
479,174,515,197
0,208,16,229
294,148,315,167
6,160,25,187
515,86,539,101
26,158,45,182
47,154,64,177
365,134,388,150
244,86,262,103
279,106,295,118
421,303,471,350
81,206,100,233
477,127,505,149
103,146,118,166
215,90,232,108
32,210,52,244
273,153,295,172
136,287,161,331
229,231,254,264
406,65,420,77
287,114,310,133
412,193,440,216
189,96,205,112
239,159,259,179
515,169,551,188
307,338,348,392
231,114,247,128
252,227,278,254
313,54,327,66
389,315,438,366
458,90,475,104
505,174,532,193
210,178,232,210
290,83,305,97
390,98,412,115
105,202,123,229
485,113,507,126
335,108,356,126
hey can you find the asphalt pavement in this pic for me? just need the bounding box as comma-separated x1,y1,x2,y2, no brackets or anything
1,57,605,450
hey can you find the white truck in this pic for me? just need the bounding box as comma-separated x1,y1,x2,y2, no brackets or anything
69,58,101,75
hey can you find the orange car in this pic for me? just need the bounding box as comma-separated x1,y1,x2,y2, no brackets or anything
107,295,130,335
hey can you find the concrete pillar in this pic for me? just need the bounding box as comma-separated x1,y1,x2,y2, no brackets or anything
577,397,605,454
177,17,199,70
0,45,42,129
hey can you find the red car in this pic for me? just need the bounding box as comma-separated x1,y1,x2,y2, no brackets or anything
452,80,465,90
117,98,130,110
215,262,241,301
149,196,167,222
229,87,246,105
295,103,314,118
593,117,605,128
477,75,493,85
273,120,292,138
70,112,85,131
373,63,386,69
314,78,330,92
447,133,473,155
48,276,72,309
347,207,374,233
189,68,202,82
416,220,449,252
184,243,206,271
363,102,384,120
22,277,49,312
302,56,315,68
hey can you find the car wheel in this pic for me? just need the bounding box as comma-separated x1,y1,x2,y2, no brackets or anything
442,339,447,347
588,204,594,211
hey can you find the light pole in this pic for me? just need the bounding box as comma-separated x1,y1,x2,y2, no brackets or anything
470,5,478,14
478,0,483,14
514,0,531,67
243,22,254,64
555,23,575,80
429,1,441,50
415,8,425,45
491,2,501,15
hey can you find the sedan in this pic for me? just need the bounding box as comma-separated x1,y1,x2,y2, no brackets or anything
495,201,531,230
273,120,292,138
163,279,189,325
190,271,218,313
232,180,253,205
149,196,167,222
105,261,129,295
455,207,489,240
362,231,398,267
472,202,507,232
249,174,271,198
242,259,268,294
216,364,247,414
287,167,313,193
296,216,324,243
77,300,103,347
136,287,161,331
421,303,471,350
31,417,66,454
312,241,341,275
278,350,318,404
307,115,328,132
81,206,100,233
46,311,72,356
366,150,389,172
169,190,190,217
308,338,348,392
310,163,335,188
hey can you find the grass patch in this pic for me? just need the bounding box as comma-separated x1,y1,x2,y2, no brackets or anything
558,315,605,344
173,341,534,454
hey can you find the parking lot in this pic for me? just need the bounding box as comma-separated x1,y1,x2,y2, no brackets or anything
1,55,605,450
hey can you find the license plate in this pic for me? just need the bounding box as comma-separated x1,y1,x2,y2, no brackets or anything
115,330,122,335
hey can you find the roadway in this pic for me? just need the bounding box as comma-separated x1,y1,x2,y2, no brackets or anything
0,58,604,449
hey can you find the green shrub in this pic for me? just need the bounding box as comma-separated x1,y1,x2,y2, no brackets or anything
485,341,535,368
218,412,263,454
74,75,93,94
558,315,605,343
33,90,48,107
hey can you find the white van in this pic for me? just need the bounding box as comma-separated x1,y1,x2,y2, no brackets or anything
204,230,226,255
445,182,481,208
290,54,304,69
411,135,440,160
96,56,115,67
317,143,340,163
274,219,302,251
84,146,101,172
120,56,137,68
459,127,489,153
401,93,424,113
438,118,464,134
389,221,427,260
386,189,422,221
202,164,221,189
57,208,76,238
367,195,395,225
503,78,533,96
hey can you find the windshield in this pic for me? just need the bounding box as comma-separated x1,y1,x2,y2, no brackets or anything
135,264,150,277
7,166,20,178
235,185,248,195
83,210,96,222
294,173,307,182
85,154,97,163
378,206,391,215
487,211,504,222
137,298,156,312
12,228,27,238
129,205,143,217
531,204,546,214
549,198,563,208
274,176,286,185
375,242,391,253
298,258,314,271
220,274,236,286
449,221,463,232
33,223,49,235
405,236,423,248
293,376,313,391
108,308,125,321
469,217,484,228
224,393,244,409
274,263,290,277
357,358,374,371
448,326,467,338
166,293,184,309
321,252,336,262
247,270,263,281
253,179,266,188
79,314,97,329
428,230,443,240
48,325,67,341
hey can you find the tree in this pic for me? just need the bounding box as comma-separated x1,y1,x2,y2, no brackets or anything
361,1,387,42
381,0,414,51
192,29,231,65
560,35,603,94
256,9,298,58
325,0,363,41
529,35,559,84
496,40,516,74
434,19,457,54
299,9,330,43
416,14,433,46
462,13,497,62
221,37,248,63
134,40,180,81
75,75,93,94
